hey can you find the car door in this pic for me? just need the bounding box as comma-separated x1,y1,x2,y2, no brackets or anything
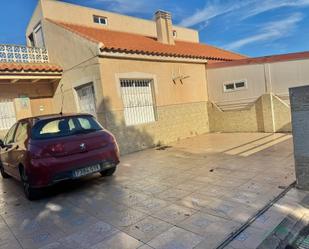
0,123,18,176
10,121,29,178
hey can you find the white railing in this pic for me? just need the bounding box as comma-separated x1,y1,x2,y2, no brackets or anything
0,44,49,63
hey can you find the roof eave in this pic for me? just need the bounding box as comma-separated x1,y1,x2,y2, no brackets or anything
98,50,210,64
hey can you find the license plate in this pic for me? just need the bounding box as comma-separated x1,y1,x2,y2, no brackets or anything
73,164,101,178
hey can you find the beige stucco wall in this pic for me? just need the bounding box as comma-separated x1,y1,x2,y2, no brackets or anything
207,98,263,133
26,0,43,46
272,95,292,132
0,83,55,138
0,83,53,99
26,0,199,45
42,20,103,115
105,102,209,154
30,98,54,117
208,94,292,133
98,57,209,154
99,57,208,110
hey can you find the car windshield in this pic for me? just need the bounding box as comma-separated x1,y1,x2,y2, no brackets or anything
31,115,102,140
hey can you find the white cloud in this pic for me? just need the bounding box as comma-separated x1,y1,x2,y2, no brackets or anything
179,0,248,27
242,0,309,20
179,0,309,27
224,13,304,50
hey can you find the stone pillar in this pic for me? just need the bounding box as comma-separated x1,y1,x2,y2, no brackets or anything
289,85,309,190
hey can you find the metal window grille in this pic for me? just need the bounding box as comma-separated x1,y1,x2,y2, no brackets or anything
120,79,156,126
0,100,16,130
0,44,49,63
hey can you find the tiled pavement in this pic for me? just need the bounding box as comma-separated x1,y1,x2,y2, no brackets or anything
0,133,298,249
228,188,309,249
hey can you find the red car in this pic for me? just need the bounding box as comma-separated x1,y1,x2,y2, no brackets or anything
0,113,120,200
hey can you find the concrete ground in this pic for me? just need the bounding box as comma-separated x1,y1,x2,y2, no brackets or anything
0,133,298,249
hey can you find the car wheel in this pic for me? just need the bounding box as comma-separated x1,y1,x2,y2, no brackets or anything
0,163,10,179
20,168,40,201
100,166,117,177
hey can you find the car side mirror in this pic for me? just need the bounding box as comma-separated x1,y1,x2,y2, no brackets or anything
0,140,4,148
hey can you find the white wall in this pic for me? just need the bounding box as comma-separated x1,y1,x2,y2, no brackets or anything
207,58,309,110
207,64,266,110
270,60,309,103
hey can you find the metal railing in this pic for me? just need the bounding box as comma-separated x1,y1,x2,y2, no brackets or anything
0,44,49,63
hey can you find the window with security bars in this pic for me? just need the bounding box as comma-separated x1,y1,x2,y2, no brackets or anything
120,79,156,126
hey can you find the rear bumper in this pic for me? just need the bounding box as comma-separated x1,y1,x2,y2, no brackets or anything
52,160,117,183
28,143,119,188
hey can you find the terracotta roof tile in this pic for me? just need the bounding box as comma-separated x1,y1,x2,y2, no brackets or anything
0,62,63,73
48,20,247,62
207,51,309,69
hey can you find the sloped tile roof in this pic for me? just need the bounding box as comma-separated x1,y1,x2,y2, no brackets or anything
48,19,247,62
0,62,63,73
207,51,309,68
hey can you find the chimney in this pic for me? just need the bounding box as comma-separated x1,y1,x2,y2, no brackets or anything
155,10,175,45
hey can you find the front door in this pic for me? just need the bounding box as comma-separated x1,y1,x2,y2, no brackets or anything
76,84,97,117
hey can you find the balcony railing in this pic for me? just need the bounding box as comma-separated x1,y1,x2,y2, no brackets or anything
0,44,49,64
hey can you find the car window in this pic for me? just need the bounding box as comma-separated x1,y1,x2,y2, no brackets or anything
37,118,76,138
15,122,29,143
78,117,93,130
4,123,18,144
31,116,102,140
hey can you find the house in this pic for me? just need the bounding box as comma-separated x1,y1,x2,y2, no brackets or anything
23,0,244,154
1,0,308,154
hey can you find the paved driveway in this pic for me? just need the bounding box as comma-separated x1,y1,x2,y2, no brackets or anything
0,133,295,249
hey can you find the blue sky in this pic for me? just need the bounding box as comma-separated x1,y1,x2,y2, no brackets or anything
1,0,309,57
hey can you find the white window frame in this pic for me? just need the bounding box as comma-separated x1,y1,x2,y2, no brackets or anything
33,22,45,48
93,15,108,26
223,80,248,93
